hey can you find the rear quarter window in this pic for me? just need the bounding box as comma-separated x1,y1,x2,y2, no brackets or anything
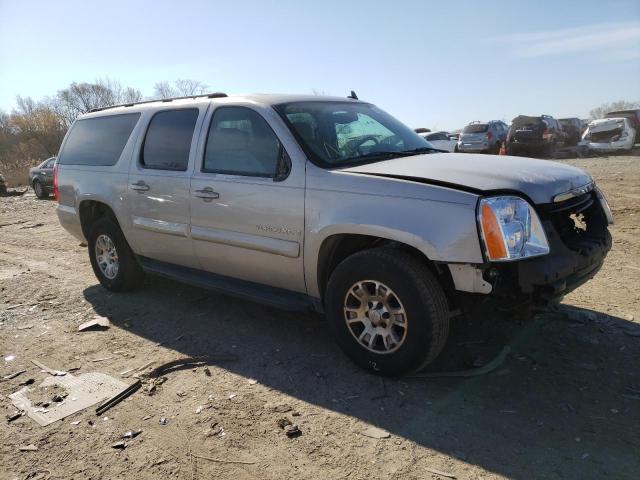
141,109,199,171
463,124,488,133
58,113,140,166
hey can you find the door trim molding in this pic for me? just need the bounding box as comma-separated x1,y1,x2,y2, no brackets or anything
191,226,300,258
132,216,188,237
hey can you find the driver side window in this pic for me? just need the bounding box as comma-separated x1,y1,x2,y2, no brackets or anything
203,107,283,178
335,112,396,153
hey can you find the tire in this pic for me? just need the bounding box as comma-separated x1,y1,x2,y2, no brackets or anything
33,180,48,199
325,248,449,376
544,142,555,159
88,217,144,292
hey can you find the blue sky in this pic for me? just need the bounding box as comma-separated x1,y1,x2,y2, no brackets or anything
1,0,639,130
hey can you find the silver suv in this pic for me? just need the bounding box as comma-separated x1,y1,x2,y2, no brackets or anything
54,94,613,375
458,120,508,154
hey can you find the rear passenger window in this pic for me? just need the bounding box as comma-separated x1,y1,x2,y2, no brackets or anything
203,107,281,177
58,113,140,166
142,109,199,171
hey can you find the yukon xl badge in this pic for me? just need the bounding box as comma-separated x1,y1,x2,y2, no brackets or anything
257,224,298,236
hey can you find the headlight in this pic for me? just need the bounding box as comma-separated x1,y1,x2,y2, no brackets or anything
478,196,550,261
595,187,614,225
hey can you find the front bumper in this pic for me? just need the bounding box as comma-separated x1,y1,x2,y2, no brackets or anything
514,224,610,300
582,140,634,151
479,190,611,305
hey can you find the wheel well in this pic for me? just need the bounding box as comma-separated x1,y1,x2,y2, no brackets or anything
79,201,118,238
317,234,451,303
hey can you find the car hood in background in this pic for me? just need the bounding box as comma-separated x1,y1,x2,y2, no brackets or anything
340,153,592,204
587,118,627,133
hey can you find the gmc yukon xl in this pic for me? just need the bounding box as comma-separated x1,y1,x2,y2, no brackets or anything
54,94,613,375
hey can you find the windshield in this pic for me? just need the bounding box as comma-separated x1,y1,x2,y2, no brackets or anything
274,101,435,168
463,124,488,134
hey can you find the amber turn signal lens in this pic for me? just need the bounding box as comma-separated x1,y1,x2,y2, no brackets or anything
480,202,507,260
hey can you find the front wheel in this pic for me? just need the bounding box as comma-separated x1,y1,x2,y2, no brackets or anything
88,217,144,291
325,248,449,376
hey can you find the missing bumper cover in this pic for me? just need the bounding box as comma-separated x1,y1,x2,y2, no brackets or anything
448,264,492,294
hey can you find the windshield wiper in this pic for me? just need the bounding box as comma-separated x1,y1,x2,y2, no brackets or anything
342,147,440,163
341,151,413,163
399,146,444,154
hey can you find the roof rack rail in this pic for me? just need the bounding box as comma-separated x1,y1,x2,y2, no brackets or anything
89,92,228,113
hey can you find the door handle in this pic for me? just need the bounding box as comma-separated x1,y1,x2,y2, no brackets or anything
194,187,220,200
130,181,150,192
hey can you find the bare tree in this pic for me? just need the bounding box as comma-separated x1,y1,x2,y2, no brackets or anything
153,79,208,99
174,79,208,96
153,81,176,99
51,78,143,127
590,100,640,120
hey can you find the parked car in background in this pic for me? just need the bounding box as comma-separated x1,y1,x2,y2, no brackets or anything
505,115,564,158
605,109,640,144
558,118,582,146
418,131,458,152
579,117,636,153
29,156,56,198
457,120,508,154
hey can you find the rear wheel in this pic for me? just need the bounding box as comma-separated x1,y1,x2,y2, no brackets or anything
544,142,555,159
88,217,144,291
33,180,47,199
326,248,449,376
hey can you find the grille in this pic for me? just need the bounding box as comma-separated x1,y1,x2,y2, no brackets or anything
538,192,608,255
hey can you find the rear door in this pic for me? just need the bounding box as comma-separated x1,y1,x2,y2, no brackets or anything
127,106,206,268
189,105,305,292
39,158,56,186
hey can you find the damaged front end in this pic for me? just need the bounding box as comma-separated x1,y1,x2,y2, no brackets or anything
450,186,612,317
580,118,635,152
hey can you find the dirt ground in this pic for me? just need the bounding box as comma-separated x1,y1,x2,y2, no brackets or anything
1,155,639,480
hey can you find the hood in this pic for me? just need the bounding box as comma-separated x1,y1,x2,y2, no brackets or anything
340,153,592,205
588,118,627,133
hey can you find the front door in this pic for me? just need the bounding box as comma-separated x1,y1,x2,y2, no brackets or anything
189,105,305,292
127,107,204,268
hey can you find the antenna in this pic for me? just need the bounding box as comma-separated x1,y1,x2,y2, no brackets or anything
347,90,358,100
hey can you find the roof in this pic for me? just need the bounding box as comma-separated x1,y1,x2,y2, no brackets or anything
82,93,364,119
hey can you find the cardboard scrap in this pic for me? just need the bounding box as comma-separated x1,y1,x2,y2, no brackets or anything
9,372,128,426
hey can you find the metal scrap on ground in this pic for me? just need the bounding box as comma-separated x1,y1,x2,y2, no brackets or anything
361,426,391,439
95,380,142,416
30,359,67,376
78,315,111,332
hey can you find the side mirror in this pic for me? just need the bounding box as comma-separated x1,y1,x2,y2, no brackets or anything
274,146,292,182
